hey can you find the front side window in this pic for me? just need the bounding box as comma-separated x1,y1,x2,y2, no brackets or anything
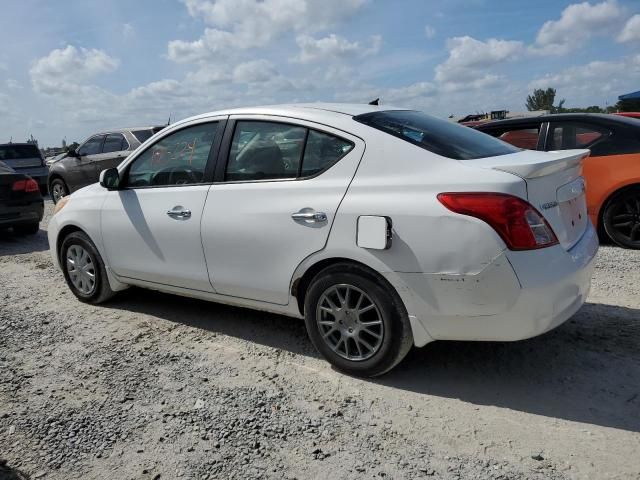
125,122,218,187
355,110,520,160
226,121,305,181
102,134,127,154
78,135,105,156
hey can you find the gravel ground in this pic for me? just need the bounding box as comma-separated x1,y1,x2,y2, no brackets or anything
1,200,639,480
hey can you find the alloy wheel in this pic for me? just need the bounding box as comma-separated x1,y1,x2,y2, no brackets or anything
52,182,66,203
315,284,384,361
609,191,640,246
66,245,96,295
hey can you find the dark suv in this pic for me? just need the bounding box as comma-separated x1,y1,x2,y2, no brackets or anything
0,143,49,195
48,126,164,203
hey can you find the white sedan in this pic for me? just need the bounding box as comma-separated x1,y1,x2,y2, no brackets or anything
49,104,598,376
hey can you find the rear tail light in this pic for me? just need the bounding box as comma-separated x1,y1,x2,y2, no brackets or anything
437,192,559,250
12,178,40,193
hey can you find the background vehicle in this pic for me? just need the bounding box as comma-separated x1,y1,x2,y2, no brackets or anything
0,143,49,195
475,114,640,248
614,112,640,119
48,104,597,376
45,152,67,167
48,126,164,203
0,160,44,234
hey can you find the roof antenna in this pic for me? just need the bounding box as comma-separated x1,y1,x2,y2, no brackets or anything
167,112,172,126
368,98,380,106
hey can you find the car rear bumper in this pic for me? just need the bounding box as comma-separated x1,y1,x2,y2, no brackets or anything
387,222,598,344
0,200,44,227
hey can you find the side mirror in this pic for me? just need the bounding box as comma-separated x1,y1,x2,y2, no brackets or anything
99,168,120,190
67,148,79,158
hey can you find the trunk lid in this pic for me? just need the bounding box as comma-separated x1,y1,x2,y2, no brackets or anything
470,149,590,250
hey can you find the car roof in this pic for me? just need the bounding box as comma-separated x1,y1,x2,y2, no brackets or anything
175,103,410,126
92,126,165,135
476,113,640,129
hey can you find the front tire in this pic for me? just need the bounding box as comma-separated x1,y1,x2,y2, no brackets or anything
602,186,640,249
60,231,116,304
304,263,413,377
50,178,68,204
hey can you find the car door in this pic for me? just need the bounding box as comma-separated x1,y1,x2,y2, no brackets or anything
101,119,225,291
93,133,130,177
68,135,104,191
201,116,364,305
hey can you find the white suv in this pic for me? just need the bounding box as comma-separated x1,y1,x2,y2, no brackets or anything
49,104,598,376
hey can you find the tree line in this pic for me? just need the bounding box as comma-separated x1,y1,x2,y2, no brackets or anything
526,88,639,114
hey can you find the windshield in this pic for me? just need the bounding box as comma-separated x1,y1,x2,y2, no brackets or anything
354,110,520,160
0,144,42,160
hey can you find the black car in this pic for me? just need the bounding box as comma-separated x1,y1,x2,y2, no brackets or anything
48,126,164,203
0,160,44,235
0,143,49,195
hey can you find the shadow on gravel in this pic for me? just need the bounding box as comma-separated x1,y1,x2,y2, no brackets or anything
0,229,49,256
111,290,640,433
0,460,30,480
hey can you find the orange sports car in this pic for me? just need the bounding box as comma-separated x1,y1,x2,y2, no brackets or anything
476,114,640,249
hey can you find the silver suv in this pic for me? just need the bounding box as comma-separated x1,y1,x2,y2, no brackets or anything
48,126,164,203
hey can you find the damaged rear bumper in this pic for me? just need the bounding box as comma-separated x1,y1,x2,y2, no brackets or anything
386,222,598,345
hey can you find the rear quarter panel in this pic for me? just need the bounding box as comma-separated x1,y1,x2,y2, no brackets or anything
583,153,640,226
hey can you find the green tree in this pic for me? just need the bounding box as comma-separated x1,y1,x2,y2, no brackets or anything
526,87,565,113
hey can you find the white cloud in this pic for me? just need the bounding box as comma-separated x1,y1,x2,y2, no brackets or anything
169,0,368,62
293,34,381,63
122,23,135,38
435,36,523,84
30,45,119,95
6,79,23,90
617,14,640,42
532,0,623,55
529,54,640,100
424,25,436,39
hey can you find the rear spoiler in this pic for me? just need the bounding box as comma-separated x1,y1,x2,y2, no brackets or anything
470,149,590,179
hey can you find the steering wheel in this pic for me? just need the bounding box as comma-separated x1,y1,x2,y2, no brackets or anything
151,166,199,186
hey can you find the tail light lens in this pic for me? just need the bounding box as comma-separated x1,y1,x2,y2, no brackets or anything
12,178,40,193
437,192,559,250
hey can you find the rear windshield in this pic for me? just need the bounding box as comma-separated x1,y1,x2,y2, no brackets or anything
132,127,164,144
354,110,520,160
0,144,42,160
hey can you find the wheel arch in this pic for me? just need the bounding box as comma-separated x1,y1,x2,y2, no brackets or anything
597,182,640,235
291,256,405,317
55,224,85,263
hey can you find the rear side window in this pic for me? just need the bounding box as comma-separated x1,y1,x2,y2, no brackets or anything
132,129,159,144
302,130,354,176
496,127,540,150
548,123,607,150
0,144,41,160
225,121,354,181
354,110,519,160
102,134,127,153
78,135,105,156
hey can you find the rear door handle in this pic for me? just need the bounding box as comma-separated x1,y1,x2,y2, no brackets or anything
291,209,327,223
167,207,191,219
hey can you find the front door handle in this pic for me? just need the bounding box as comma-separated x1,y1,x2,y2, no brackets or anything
167,207,191,219
291,209,327,223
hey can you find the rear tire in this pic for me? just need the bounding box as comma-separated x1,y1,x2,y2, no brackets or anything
50,178,68,204
60,231,116,304
14,222,39,235
304,263,413,377
602,186,640,249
